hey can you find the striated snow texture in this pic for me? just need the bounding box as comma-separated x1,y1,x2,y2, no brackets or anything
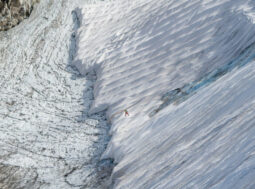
74,0,255,188
0,0,112,188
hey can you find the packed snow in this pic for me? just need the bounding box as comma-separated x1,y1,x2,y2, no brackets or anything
74,0,255,188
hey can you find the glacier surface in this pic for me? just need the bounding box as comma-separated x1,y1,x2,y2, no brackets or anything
0,0,112,188
74,0,255,188
1,0,255,188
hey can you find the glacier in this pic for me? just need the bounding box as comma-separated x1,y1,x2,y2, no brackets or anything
0,0,112,188
1,0,255,188
74,0,255,188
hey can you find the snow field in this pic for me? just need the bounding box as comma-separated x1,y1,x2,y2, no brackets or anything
75,0,255,188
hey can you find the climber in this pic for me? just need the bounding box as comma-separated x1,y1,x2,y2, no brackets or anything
3,0,9,5
2,0,9,9
124,109,129,117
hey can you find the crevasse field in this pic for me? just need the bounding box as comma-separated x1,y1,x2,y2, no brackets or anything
1,0,255,188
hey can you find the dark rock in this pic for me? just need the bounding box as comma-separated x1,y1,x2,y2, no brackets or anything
0,0,39,31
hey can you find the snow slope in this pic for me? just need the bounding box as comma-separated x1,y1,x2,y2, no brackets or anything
75,0,255,188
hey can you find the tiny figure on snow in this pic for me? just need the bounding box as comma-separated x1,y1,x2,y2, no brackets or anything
124,109,129,117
